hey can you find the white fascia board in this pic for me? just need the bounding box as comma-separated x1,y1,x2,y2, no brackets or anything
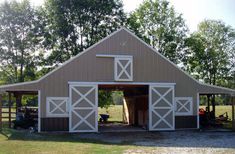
96,54,133,58
68,81,176,86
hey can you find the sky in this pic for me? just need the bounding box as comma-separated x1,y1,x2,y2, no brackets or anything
0,0,235,32
123,0,235,32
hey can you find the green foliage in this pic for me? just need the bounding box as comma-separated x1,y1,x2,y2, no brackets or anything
98,91,123,110
21,95,38,106
185,20,235,87
42,0,126,66
0,0,43,84
199,95,231,106
98,90,114,109
127,0,188,64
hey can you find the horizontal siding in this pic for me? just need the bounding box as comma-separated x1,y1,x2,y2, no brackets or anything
39,29,199,117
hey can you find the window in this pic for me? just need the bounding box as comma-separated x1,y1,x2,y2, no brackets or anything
46,97,69,117
114,56,133,81
175,97,193,116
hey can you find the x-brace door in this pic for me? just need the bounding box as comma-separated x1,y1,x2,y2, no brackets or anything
69,84,98,132
149,84,175,131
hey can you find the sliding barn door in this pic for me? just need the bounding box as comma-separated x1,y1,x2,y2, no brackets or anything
149,85,175,131
69,84,98,132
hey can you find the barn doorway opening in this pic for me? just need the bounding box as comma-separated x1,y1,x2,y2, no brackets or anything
0,91,39,132
98,84,149,132
199,93,234,131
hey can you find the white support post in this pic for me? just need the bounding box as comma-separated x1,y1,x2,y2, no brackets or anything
38,90,41,133
232,95,235,131
197,93,200,129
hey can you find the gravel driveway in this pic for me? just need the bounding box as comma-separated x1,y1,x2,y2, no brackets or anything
78,130,235,154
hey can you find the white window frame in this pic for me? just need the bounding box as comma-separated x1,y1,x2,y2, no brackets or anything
114,56,133,81
46,97,69,117
175,97,193,116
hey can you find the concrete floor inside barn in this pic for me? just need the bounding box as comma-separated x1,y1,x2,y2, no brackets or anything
98,122,147,132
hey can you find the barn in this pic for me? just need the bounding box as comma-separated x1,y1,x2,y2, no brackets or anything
0,27,234,132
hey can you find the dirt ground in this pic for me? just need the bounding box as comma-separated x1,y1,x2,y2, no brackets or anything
78,130,235,154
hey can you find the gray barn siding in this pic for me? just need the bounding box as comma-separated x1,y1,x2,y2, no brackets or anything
39,29,199,117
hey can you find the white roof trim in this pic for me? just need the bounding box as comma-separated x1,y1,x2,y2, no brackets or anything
96,54,133,58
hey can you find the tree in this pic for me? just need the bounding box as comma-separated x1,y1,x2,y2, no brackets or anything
127,0,188,64
42,0,126,66
0,0,43,84
98,90,114,110
185,20,235,87
185,20,235,117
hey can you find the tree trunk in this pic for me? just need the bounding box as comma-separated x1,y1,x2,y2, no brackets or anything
19,50,24,82
211,73,216,119
207,95,210,113
211,95,216,119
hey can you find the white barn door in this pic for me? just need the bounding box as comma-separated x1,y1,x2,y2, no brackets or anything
69,84,98,132
149,84,175,131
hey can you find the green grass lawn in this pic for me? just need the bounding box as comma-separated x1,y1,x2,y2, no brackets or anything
98,105,123,122
0,128,147,154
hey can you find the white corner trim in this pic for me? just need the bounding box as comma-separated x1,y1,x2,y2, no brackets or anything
38,90,41,133
175,97,193,116
197,93,200,129
46,97,69,117
69,86,72,133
